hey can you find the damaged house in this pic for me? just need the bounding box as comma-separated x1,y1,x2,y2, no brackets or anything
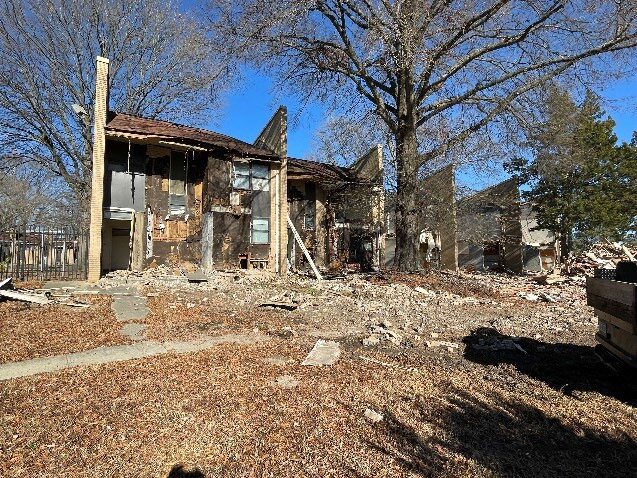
87,57,384,281
456,179,560,273
287,146,384,273
384,166,558,273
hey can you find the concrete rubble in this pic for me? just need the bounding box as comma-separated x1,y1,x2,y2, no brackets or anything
568,241,636,275
363,408,384,423
83,260,600,361
301,340,341,366
0,277,91,308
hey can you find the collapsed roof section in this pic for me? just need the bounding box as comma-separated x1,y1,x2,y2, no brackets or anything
287,145,383,188
287,157,353,183
105,112,280,160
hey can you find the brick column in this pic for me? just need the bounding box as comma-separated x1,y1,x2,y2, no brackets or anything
87,56,109,282
278,108,288,275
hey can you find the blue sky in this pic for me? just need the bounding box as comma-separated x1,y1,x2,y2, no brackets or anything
211,68,636,162
209,71,325,159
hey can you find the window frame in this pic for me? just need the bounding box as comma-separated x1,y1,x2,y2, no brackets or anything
251,217,270,245
232,161,251,190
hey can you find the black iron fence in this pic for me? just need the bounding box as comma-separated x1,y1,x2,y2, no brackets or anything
0,226,89,281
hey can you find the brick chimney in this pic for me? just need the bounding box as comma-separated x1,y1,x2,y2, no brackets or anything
87,56,109,282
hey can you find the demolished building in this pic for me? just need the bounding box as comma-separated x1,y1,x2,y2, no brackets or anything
384,167,558,273
87,57,384,281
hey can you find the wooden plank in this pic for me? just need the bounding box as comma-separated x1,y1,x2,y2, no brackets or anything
0,289,51,304
596,333,637,367
586,277,636,307
596,310,637,334
587,293,635,323
287,215,322,280
597,319,637,358
131,212,145,272
200,212,213,272
0,277,12,290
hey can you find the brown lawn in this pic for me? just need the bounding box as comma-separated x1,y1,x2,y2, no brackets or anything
0,295,127,363
1,338,635,478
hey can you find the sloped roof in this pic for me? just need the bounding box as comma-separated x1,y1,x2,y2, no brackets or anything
105,113,278,159
287,157,354,183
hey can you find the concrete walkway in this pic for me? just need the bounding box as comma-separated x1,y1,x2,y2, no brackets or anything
0,333,269,381
108,287,150,341
0,281,268,381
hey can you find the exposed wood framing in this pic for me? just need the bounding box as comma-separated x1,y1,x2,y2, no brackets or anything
287,215,322,280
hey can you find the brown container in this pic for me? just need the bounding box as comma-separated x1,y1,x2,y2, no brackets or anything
586,277,637,367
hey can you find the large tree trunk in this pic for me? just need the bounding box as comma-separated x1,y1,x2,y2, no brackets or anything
394,122,421,271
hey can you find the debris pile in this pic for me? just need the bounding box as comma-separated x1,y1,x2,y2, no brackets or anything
363,321,403,346
0,278,90,308
568,241,636,275
463,327,528,354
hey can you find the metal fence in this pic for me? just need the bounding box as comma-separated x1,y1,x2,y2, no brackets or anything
0,226,89,281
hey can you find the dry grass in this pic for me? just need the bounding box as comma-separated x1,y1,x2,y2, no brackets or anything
1,340,635,478
0,295,128,363
144,293,294,342
11,280,44,290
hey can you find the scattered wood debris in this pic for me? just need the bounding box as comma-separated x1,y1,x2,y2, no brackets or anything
0,288,52,305
260,301,299,311
569,241,637,275
0,277,91,308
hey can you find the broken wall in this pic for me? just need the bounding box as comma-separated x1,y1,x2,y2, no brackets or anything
287,179,326,269
334,145,385,271
457,178,523,273
254,107,288,274
418,164,458,270
144,145,206,269
203,157,274,269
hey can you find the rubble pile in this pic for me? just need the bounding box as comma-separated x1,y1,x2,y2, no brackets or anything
568,241,636,275
96,265,596,353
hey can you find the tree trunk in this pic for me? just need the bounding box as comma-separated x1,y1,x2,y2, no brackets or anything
559,226,571,266
394,122,421,271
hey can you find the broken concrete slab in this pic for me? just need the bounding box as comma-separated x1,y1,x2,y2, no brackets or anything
0,332,270,381
273,375,300,389
111,293,150,322
364,408,384,423
121,323,147,341
301,339,341,366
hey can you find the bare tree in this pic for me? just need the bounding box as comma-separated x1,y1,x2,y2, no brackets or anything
0,0,232,209
308,113,399,190
0,164,70,230
207,0,637,270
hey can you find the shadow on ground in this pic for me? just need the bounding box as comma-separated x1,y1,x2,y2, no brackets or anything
461,327,637,405
167,464,205,478
366,388,636,477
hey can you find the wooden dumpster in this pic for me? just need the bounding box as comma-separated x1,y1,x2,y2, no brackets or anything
586,276,637,367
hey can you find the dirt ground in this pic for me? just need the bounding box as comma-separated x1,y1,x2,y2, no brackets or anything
1,270,635,477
